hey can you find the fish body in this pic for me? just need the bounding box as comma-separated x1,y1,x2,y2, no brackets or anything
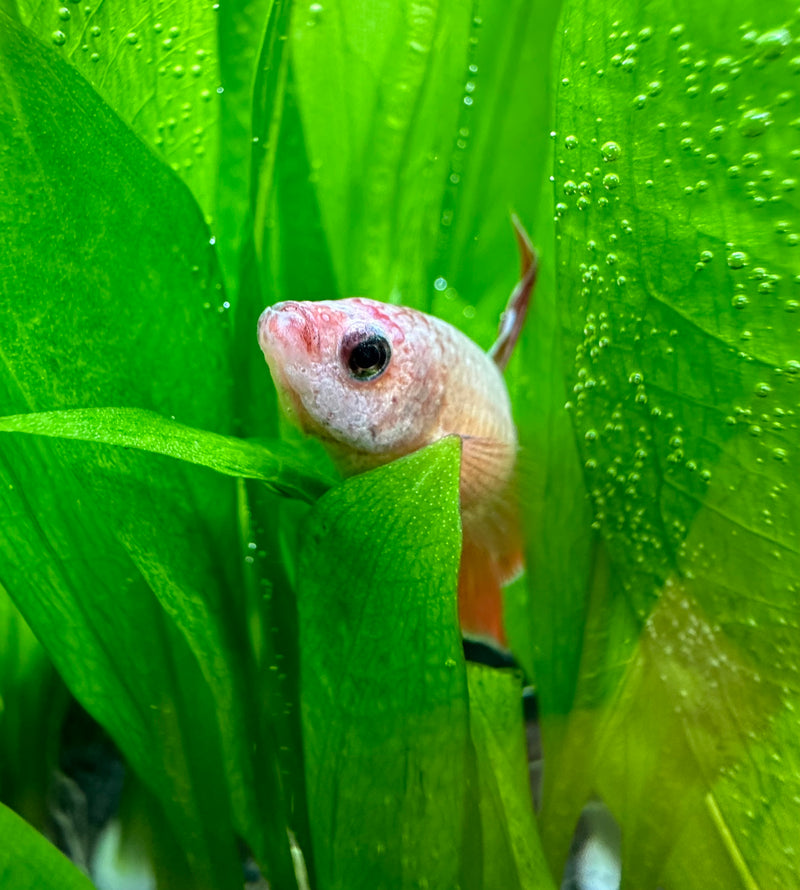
258,219,536,647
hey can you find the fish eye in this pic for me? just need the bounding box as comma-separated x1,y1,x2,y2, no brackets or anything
342,330,392,381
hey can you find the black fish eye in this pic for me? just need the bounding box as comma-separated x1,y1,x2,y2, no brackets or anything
344,333,391,380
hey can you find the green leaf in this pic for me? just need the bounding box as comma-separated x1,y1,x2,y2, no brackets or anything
274,0,557,344
0,592,66,832
297,438,476,890
545,0,800,885
216,0,274,292
467,664,557,890
11,0,223,225
0,14,295,887
0,408,334,503
0,802,95,889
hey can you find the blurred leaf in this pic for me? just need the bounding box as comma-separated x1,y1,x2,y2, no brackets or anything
252,0,340,308
0,408,334,503
289,0,471,303
277,0,554,344
0,14,296,886
467,664,557,890
496,0,588,711
427,0,565,336
0,591,66,831
244,3,341,877
546,0,800,885
0,801,95,889
297,438,477,890
11,0,223,224
216,0,273,291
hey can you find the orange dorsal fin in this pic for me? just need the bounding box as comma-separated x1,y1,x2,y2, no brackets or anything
488,215,538,371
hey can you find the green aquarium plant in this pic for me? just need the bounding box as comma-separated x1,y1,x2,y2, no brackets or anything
0,0,798,888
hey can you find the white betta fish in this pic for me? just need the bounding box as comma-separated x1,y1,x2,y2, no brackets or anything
258,218,537,647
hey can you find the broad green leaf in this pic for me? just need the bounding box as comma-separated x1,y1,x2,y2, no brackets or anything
297,438,477,890
0,801,95,889
11,0,223,225
547,0,800,885
0,15,295,886
0,408,334,503
467,664,557,890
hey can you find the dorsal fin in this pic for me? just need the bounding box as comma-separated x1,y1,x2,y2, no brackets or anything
488,215,538,371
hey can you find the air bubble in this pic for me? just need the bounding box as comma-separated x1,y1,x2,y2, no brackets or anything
52,30,66,45
601,141,622,161
727,251,748,269
739,108,772,137
755,28,791,60
603,173,620,190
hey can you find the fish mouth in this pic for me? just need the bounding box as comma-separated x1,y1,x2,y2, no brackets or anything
258,302,321,360
257,302,322,435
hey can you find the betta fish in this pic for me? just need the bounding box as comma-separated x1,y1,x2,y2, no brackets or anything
258,217,537,648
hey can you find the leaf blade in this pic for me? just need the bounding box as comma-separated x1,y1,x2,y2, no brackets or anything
0,802,96,890
0,408,334,502
297,438,474,890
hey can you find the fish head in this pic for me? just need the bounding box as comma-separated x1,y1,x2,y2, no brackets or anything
258,298,445,463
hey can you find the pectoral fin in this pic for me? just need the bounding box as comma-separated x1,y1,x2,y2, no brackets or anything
459,435,517,512
457,435,524,647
